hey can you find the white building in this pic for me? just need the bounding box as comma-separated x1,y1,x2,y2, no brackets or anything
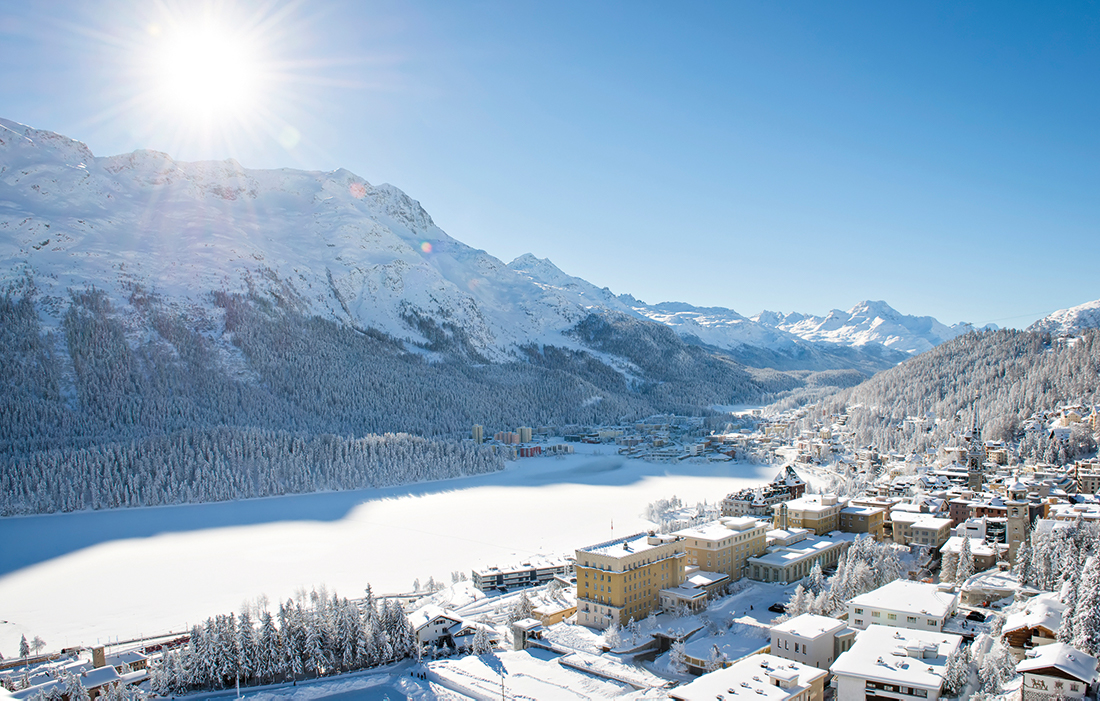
408,606,463,647
847,580,958,632
669,653,827,701
472,556,571,592
770,614,857,671
1017,642,1098,700
830,624,962,701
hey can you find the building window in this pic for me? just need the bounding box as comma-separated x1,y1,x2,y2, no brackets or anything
887,613,897,620
854,608,863,615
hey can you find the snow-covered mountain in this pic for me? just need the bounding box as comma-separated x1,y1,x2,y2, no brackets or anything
1028,299,1100,337
0,116,968,384
0,118,646,362
752,300,973,355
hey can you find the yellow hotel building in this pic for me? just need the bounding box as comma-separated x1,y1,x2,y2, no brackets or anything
575,532,686,629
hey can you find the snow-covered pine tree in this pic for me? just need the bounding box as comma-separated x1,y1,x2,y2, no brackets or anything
940,551,959,586
508,590,534,623
957,537,975,584
806,562,825,595
669,640,687,674
472,625,492,655
1072,555,1100,655
603,619,622,649
786,584,808,620
237,610,257,683
19,635,29,658
941,645,969,698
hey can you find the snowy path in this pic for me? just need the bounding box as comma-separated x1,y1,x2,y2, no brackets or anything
0,445,774,657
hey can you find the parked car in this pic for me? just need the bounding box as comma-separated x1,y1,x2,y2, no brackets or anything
768,603,786,614
966,610,986,622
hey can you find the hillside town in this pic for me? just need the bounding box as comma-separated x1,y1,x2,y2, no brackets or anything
5,402,1100,701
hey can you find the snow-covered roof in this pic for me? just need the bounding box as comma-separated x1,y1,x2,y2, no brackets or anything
780,494,846,513
578,532,678,558
9,680,63,701
772,613,848,639
81,666,122,689
751,533,854,568
674,521,752,542
960,568,1020,595
661,585,708,602
719,516,766,531
1017,642,1099,683
1003,592,1066,635
670,653,824,701
686,571,729,588
105,650,147,667
472,555,570,577
830,624,962,691
848,580,957,619
842,505,884,516
408,605,462,632
940,536,996,558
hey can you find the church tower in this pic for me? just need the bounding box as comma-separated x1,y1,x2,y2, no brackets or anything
967,403,985,491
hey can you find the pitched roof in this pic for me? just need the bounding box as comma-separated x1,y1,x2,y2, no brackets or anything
1017,642,1099,683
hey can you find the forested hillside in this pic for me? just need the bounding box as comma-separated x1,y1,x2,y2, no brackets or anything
1,287,827,515
807,329,1100,457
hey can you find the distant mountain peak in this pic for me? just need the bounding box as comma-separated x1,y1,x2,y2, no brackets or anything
1029,299,1100,336
752,300,966,355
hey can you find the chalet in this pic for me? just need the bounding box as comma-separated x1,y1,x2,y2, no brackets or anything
1002,592,1066,653
1017,642,1098,700
408,606,463,647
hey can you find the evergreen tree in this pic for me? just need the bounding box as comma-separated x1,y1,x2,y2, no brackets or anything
508,590,534,623
940,551,958,585
669,640,687,674
472,625,493,655
957,537,975,584
941,645,969,698
1072,556,1100,655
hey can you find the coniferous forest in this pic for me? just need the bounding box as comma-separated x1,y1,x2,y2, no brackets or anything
0,287,821,515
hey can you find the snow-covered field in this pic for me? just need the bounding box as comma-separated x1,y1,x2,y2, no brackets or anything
0,444,774,658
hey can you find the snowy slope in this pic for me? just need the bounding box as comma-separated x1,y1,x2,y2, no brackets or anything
1028,299,1100,336
0,118,635,361
0,117,962,368
752,300,971,355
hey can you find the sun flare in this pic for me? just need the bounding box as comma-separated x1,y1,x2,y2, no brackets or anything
152,24,263,123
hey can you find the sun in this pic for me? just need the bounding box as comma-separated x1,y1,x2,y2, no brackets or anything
152,23,264,124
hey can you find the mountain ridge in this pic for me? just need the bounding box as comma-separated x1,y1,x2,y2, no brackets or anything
1029,299,1100,337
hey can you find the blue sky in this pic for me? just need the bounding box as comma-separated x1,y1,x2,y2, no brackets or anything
1,1,1096,327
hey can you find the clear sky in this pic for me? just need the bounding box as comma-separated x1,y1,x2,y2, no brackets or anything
1,1,1096,327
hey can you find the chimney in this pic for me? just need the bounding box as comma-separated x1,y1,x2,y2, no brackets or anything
92,646,106,669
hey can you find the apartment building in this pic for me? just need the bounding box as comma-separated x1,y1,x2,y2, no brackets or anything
672,517,768,581
891,512,953,548
847,580,958,632
770,614,856,672
575,532,686,629
670,654,827,701
831,625,962,701
774,494,847,535
472,556,571,592
838,505,886,540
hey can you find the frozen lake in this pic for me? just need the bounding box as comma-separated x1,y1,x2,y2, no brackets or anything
0,444,774,657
